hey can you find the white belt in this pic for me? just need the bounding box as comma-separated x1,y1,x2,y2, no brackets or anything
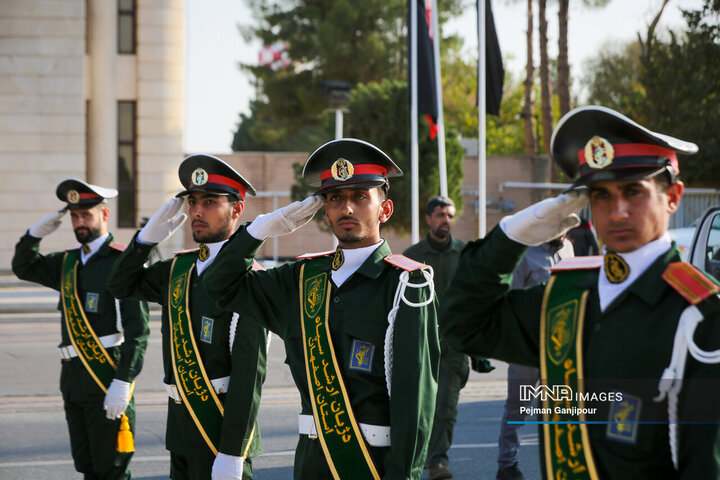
298,414,391,447
163,376,231,404
58,333,124,360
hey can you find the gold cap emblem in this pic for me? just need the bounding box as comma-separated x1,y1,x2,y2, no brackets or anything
331,247,344,271
584,136,614,169
198,244,210,262
331,158,354,182
605,252,630,284
191,168,209,186
67,190,80,204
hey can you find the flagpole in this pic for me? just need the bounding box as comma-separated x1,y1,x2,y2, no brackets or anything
431,0,447,197
477,0,487,238
410,0,420,244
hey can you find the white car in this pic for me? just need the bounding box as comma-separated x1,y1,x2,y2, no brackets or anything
679,206,720,278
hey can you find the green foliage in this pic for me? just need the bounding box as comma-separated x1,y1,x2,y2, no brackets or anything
583,0,719,186
291,79,465,236
233,0,463,152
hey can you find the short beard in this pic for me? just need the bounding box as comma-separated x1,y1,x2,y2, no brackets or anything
334,231,366,245
74,226,101,244
431,226,449,239
193,214,233,244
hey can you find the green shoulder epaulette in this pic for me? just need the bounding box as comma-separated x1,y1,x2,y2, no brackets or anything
662,261,720,305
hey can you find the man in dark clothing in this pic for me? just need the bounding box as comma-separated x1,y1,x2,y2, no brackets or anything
12,179,149,480
403,196,468,480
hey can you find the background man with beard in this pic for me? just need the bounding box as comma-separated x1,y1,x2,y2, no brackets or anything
202,138,440,480
403,196,493,480
108,155,267,480
12,179,149,480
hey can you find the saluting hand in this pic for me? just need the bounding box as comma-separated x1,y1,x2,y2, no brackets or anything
103,379,131,420
28,209,67,238
137,197,187,245
500,190,589,246
247,195,325,239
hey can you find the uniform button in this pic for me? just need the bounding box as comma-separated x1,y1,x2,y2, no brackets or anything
333,296,341,303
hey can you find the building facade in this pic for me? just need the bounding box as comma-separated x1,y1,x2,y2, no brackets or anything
1,0,184,267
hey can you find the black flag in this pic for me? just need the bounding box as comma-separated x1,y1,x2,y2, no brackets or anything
410,0,438,139
479,0,504,116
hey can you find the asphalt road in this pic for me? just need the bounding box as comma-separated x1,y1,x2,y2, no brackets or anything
0,281,541,479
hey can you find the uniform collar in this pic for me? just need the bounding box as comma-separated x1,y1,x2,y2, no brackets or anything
80,233,110,265
598,234,679,312
196,239,228,276
331,240,385,287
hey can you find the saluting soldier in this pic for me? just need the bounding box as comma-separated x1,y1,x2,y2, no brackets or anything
202,138,440,480
12,179,150,480
107,155,267,480
441,106,720,479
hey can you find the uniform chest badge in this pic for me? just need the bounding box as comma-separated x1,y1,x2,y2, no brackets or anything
349,339,375,372
85,292,99,313
198,244,210,262
605,253,630,284
82,244,91,254
200,316,214,344
584,136,614,169
331,158,354,181
191,168,208,186
331,247,344,271
606,393,641,444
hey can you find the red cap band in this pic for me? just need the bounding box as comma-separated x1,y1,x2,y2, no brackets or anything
320,164,388,181
78,193,101,199
193,174,247,198
577,143,678,174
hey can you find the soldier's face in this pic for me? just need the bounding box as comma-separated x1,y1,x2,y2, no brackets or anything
426,205,455,240
589,178,683,253
70,205,108,243
187,192,244,244
325,188,393,248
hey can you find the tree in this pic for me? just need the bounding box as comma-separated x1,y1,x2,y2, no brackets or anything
233,0,463,152
582,0,720,186
290,80,466,235
522,0,537,154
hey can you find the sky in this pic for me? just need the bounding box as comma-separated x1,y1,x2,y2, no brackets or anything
183,0,704,154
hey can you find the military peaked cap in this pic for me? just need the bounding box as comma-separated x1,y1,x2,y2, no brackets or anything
551,105,698,186
177,154,256,200
56,179,117,210
302,138,402,193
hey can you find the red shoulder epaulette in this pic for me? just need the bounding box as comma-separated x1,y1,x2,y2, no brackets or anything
662,261,720,305
296,249,335,260
251,259,265,271
551,255,603,272
109,241,126,252
384,254,427,272
65,244,81,252
174,247,200,256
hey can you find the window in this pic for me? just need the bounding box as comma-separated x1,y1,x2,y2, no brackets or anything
117,101,137,228
118,0,136,54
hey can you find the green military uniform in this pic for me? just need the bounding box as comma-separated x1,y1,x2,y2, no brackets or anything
441,226,720,478
404,233,468,469
203,227,440,480
107,236,266,479
12,232,149,479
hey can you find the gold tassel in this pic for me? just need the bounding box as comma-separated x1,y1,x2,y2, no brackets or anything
116,414,134,453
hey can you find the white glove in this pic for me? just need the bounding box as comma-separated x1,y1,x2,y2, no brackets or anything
247,195,324,239
103,379,131,420
212,453,244,480
137,197,187,245
28,209,67,238
499,190,589,246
